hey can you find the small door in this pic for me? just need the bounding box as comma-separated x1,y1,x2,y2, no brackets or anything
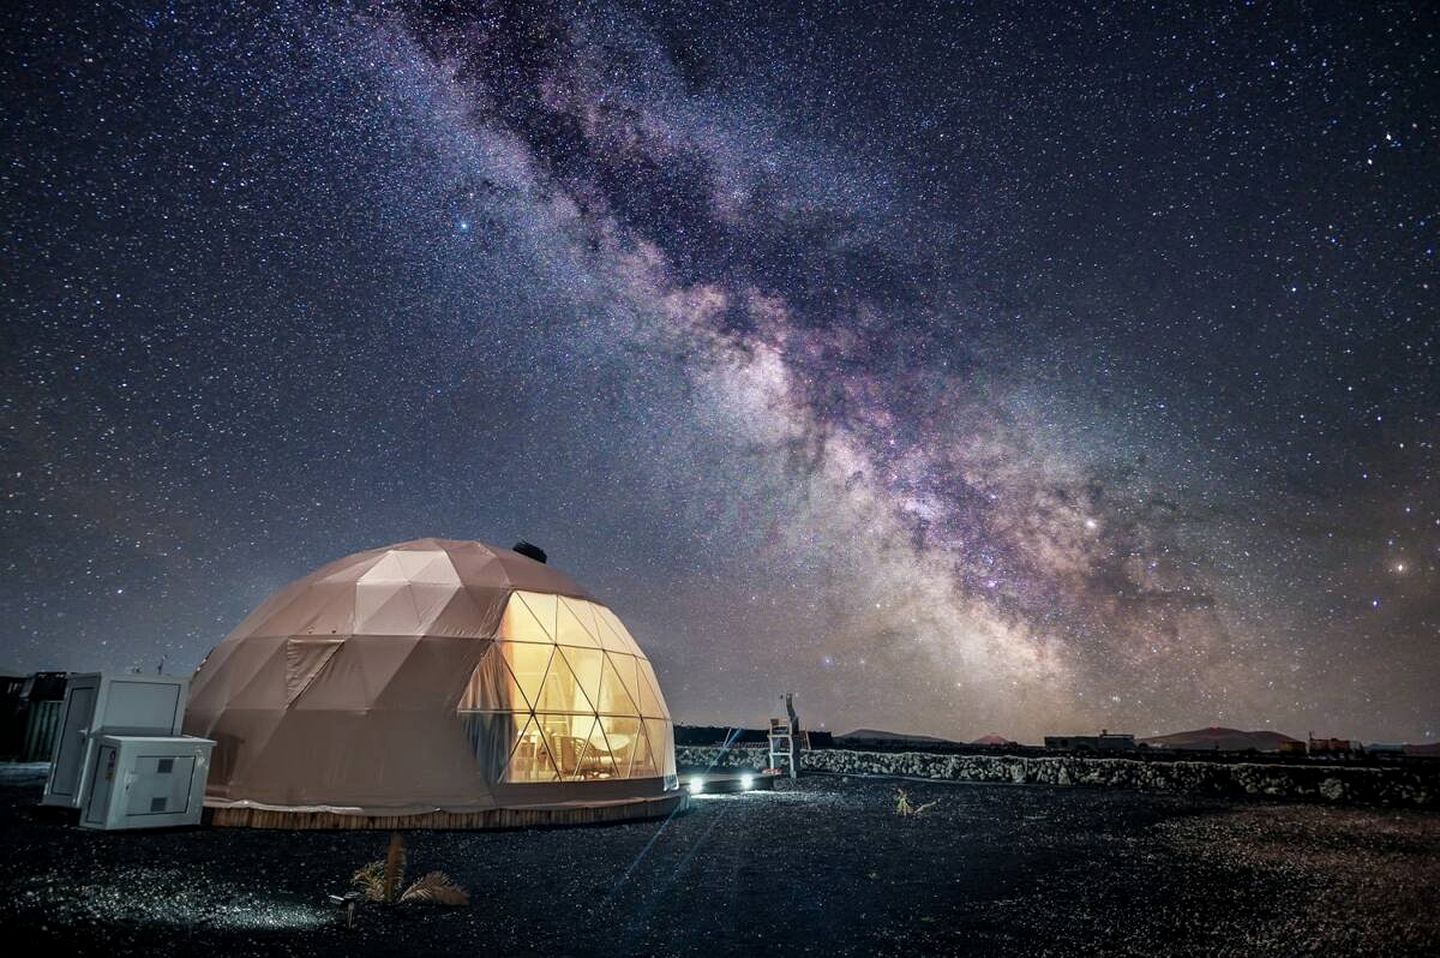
82,744,119,827
124,754,197,817
48,684,98,799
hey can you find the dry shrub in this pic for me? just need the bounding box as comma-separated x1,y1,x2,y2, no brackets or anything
400,871,471,906
352,833,469,907
894,787,940,817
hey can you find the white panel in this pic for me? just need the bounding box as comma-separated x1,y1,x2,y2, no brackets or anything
103,680,184,732
46,683,97,801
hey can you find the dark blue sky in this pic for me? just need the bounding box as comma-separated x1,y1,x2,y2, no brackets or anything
2,1,1435,741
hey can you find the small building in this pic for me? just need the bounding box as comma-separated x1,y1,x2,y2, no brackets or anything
185,538,681,828
1044,729,1138,752
0,670,70,762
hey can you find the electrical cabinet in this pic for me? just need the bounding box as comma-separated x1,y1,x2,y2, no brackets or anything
79,735,214,830
42,673,189,808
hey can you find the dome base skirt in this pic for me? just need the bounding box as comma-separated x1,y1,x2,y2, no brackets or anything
205,792,687,829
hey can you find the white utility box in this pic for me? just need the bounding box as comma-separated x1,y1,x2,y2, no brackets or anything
42,673,190,808
79,735,214,830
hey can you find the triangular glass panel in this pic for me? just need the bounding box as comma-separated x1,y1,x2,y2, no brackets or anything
629,721,658,777
582,716,623,779
592,607,631,654
459,648,532,712
555,597,602,648
642,717,673,777
635,658,669,718
566,715,603,780
532,647,590,714
500,592,550,644
612,618,642,657
598,716,642,777
534,714,590,780
516,591,558,643
573,599,607,645
501,641,552,710
596,652,639,716
504,714,559,782
460,711,523,783
644,718,674,778
559,646,604,709
608,654,648,716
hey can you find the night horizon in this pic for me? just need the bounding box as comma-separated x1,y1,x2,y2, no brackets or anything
3,0,1436,748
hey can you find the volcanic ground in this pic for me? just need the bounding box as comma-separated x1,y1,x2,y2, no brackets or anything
1,766,1436,956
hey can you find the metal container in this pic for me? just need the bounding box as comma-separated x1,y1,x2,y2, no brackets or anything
80,734,214,830
42,673,190,809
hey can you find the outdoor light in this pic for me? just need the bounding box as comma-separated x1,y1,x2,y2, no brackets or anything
739,774,755,790
688,777,705,794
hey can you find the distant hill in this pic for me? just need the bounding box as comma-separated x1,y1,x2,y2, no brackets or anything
1142,727,1300,752
837,728,955,745
971,734,1015,746
1404,742,1440,758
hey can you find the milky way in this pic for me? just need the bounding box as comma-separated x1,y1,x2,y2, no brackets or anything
3,1,1435,742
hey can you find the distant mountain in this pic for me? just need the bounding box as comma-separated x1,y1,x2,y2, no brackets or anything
838,728,954,745
971,734,1014,746
1142,726,1300,752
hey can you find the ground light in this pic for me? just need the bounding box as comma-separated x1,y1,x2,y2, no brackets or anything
678,769,777,795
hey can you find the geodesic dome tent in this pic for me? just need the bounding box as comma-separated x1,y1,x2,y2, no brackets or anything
184,538,679,826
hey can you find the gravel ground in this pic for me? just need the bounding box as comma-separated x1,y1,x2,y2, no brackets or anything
1,767,1436,956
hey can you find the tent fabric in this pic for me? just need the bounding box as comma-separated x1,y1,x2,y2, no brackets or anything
184,538,677,815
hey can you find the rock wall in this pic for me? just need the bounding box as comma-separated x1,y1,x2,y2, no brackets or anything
675,745,1438,808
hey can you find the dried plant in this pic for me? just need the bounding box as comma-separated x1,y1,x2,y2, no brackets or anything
351,834,470,907
382,832,407,903
399,871,471,906
352,860,387,902
894,787,940,817
352,832,407,902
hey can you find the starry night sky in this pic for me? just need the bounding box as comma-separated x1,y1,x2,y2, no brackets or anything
3,1,1435,743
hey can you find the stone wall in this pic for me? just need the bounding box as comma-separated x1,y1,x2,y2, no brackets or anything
676,745,1438,808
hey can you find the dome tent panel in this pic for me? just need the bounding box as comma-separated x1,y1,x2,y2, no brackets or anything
636,659,670,719
500,591,551,643
532,650,595,714
370,634,488,711
595,652,640,716
500,641,553,708
287,634,424,709
282,637,343,704
461,710,522,782
555,596,604,648
558,645,605,707
515,591,560,641
225,639,293,710
459,644,527,711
